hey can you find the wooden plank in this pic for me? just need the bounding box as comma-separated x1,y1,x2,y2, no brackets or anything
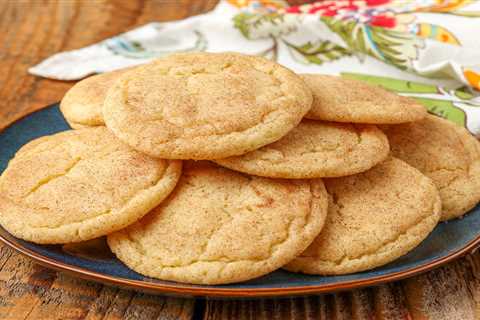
0,1,214,319
23,274,104,320
203,295,351,320
117,292,193,320
0,0,219,130
373,283,409,320
0,251,56,319
403,259,476,320
332,292,352,319
83,286,133,320
462,252,480,318
351,289,374,320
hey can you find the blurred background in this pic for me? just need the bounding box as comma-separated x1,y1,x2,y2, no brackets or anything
1,0,314,127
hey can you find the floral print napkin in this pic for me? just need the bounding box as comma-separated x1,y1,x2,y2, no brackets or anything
29,0,480,135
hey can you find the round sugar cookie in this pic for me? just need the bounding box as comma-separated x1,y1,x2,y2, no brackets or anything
302,74,427,124
284,157,441,275
60,68,131,129
103,52,313,160
0,127,182,244
215,120,389,179
383,114,480,220
107,161,328,285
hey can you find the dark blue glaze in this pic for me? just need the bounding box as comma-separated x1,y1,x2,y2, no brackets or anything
0,104,479,294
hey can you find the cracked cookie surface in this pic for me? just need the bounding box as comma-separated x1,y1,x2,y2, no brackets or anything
103,52,313,160
284,157,441,275
60,68,131,129
302,74,427,124
383,114,480,220
0,127,182,244
107,161,328,285
215,120,389,178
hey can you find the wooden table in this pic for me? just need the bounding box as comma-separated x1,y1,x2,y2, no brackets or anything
1,1,480,319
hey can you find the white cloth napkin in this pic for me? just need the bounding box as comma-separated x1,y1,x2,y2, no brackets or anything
29,0,480,135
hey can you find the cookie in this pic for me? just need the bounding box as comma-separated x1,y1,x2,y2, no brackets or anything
215,120,389,179
60,68,131,129
382,114,480,220
103,52,313,160
107,161,328,285
284,157,441,275
0,127,182,244
302,74,427,124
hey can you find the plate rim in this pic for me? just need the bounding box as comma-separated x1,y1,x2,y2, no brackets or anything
1,226,479,298
1,104,479,298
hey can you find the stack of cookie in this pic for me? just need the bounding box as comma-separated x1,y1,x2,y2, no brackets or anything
1,52,479,285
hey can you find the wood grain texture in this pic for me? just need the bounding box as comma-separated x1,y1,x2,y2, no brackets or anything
0,1,479,319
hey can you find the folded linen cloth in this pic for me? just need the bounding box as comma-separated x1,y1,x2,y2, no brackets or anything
29,0,480,135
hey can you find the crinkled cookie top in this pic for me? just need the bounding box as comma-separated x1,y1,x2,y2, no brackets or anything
103,52,312,159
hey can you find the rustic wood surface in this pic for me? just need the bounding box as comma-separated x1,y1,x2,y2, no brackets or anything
1,0,480,319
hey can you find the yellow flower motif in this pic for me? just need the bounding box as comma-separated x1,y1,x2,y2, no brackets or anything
227,0,287,9
419,0,474,13
464,69,480,91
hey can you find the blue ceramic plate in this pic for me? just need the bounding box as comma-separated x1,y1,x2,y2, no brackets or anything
1,104,480,298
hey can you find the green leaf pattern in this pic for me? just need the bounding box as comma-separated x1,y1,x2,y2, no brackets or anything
342,73,480,131
231,8,480,134
320,17,423,70
233,12,300,40
105,30,207,59
284,39,352,65
232,12,424,69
